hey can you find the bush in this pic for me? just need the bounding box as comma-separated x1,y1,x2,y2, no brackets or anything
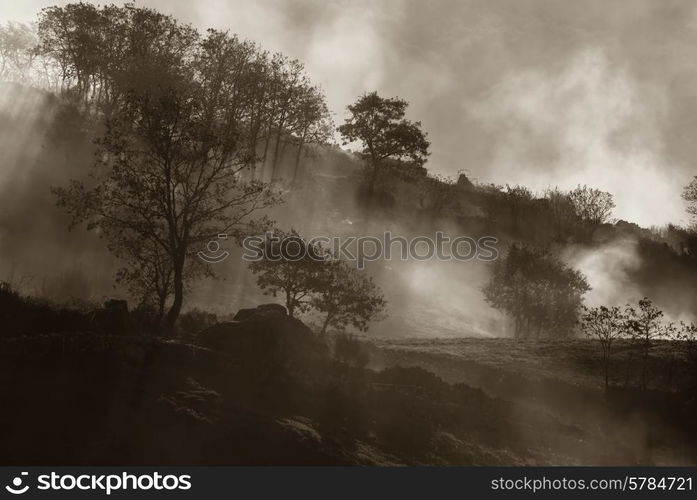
0,282,91,336
0,282,161,337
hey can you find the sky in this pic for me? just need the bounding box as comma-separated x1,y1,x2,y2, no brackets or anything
2,0,697,227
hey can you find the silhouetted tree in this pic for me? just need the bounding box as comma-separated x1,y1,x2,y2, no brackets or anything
288,84,333,186
581,305,626,391
502,185,535,235
677,320,697,393
52,11,280,331
312,259,386,335
483,245,590,339
114,236,180,321
267,56,304,180
338,91,429,200
248,229,327,317
568,185,615,240
249,230,387,329
625,297,671,390
544,187,579,241
43,5,335,330
38,3,109,97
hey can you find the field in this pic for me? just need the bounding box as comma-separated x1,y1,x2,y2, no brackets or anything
367,337,697,465
369,338,690,390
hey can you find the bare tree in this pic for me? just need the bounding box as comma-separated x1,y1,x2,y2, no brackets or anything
625,298,671,390
581,305,626,391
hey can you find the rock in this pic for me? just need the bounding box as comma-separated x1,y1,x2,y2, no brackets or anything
275,417,322,444
233,303,286,321
257,303,287,315
232,308,256,321
196,308,328,368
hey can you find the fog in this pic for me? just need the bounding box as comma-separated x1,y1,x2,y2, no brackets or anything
563,237,643,308
0,84,118,301
471,48,688,226
6,0,695,227
2,1,697,336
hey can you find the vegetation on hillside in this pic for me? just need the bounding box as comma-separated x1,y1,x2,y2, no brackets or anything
2,2,697,467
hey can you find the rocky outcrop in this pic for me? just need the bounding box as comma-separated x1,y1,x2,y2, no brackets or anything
232,303,287,321
196,304,328,367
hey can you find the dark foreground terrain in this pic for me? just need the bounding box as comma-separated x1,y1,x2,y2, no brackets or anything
1,305,696,465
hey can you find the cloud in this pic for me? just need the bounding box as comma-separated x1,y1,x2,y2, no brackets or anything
8,0,697,226
563,238,643,308
469,48,689,226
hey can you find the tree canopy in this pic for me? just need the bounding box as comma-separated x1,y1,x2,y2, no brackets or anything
46,3,332,329
248,229,386,332
338,91,429,199
483,244,590,339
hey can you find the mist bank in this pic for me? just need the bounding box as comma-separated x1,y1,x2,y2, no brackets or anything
1,83,697,337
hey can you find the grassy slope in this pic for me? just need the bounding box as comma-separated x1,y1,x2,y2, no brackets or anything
368,337,697,465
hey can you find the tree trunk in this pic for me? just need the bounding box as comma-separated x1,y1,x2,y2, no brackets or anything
157,294,166,323
367,162,379,201
162,257,185,334
261,122,275,181
641,343,649,391
320,314,332,335
603,352,610,392
271,125,285,181
292,127,308,187
286,290,294,318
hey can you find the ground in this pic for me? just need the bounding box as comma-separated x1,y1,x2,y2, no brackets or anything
368,337,697,465
1,319,695,466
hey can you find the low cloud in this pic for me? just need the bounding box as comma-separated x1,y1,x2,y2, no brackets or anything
470,48,689,227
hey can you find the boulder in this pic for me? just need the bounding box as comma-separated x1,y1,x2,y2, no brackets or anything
257,303,287,315
196,306,328,369
232,308,256,322
233,303,286,321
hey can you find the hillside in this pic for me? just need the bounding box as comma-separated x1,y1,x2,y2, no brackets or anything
369,337,697,465
2,82,697,338
0,306,535,465
2,303,695,465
